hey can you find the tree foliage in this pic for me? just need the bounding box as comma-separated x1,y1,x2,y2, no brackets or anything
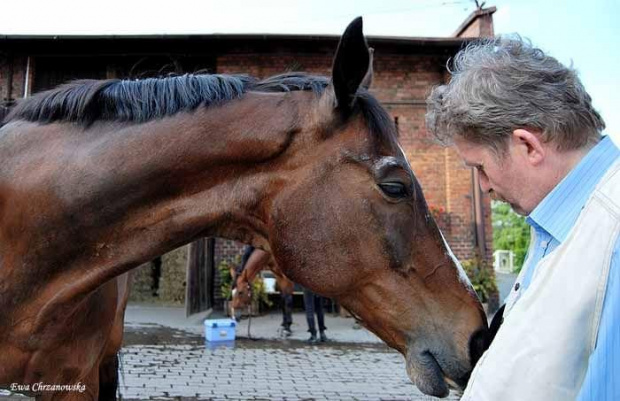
492,201,531,272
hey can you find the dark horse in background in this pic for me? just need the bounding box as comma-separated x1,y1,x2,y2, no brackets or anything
231,247,296,335
0,18,489,400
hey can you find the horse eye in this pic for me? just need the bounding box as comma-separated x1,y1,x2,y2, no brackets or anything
378,182,408,198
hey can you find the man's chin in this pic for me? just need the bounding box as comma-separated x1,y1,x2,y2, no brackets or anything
490,193,526,215
507,202,529,216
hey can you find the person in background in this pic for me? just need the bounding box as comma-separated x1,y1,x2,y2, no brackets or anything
426,35,619,400
303,287,328,344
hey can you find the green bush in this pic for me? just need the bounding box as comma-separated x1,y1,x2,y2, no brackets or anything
251,277,273,307
217,256,239,300
492,201,530,272
462,256,498,303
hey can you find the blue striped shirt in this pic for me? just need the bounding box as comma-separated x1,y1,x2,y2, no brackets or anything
519,135,619,400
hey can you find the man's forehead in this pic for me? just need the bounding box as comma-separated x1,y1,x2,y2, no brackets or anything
453,138,486,163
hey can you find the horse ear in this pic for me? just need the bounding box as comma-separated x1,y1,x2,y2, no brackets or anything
332,17,373,111
360,47,374,90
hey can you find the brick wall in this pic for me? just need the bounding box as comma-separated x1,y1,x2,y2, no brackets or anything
0,56,28,109
128,247,189,305
213,239,246,307
217,53,332,77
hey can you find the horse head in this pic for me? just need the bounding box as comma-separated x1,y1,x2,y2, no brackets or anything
263,17,489,397
231,272,252,311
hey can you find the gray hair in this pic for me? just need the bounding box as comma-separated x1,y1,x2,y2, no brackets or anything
426,35,605,152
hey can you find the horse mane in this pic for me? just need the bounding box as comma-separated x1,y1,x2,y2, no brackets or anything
3,71,396,144
4,73,331,126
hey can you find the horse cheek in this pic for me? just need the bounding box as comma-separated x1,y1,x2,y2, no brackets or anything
269,180,359,296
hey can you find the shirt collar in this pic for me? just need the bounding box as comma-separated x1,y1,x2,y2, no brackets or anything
527,135,620,243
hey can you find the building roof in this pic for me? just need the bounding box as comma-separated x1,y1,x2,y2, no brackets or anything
0,33,470,57
0,32,467,46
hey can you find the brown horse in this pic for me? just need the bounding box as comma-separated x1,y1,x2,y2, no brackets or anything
0,17,488,400
231,248,296,334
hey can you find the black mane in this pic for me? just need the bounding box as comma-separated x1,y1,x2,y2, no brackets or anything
4,73,330,126
3,72,396,145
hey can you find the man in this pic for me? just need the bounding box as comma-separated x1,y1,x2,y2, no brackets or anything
426,36,618,400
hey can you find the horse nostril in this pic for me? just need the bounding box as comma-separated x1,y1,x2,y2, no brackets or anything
468,328,490,368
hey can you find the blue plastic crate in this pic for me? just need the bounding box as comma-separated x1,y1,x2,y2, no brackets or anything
204,318,236,342
205,339,235,350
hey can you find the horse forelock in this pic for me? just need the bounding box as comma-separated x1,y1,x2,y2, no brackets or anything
355,92,400,152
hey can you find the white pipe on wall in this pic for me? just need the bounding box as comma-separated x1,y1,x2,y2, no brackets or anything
23,56,31,98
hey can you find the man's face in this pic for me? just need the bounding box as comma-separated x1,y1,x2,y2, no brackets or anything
453,136,531,216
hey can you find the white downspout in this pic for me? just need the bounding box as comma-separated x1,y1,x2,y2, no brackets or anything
23,56,31,98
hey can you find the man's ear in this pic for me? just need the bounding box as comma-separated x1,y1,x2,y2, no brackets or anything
512,128,545,166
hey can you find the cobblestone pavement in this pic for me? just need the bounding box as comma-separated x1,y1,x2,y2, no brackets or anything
1,309,464,401
118,327,461,401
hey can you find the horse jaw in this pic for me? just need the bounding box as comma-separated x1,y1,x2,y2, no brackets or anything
338,294,455,398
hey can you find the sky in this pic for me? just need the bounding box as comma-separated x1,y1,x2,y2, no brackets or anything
2,0,618,141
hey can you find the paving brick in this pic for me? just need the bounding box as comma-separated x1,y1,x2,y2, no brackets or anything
115,341,460,401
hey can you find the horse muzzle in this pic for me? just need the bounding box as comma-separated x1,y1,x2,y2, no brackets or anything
405,325,490,398
405,347,450,398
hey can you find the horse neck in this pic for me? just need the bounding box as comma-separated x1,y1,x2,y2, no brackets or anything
98,92,303,252
3,91,311,314
85,92,305,271
242,258,265,283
